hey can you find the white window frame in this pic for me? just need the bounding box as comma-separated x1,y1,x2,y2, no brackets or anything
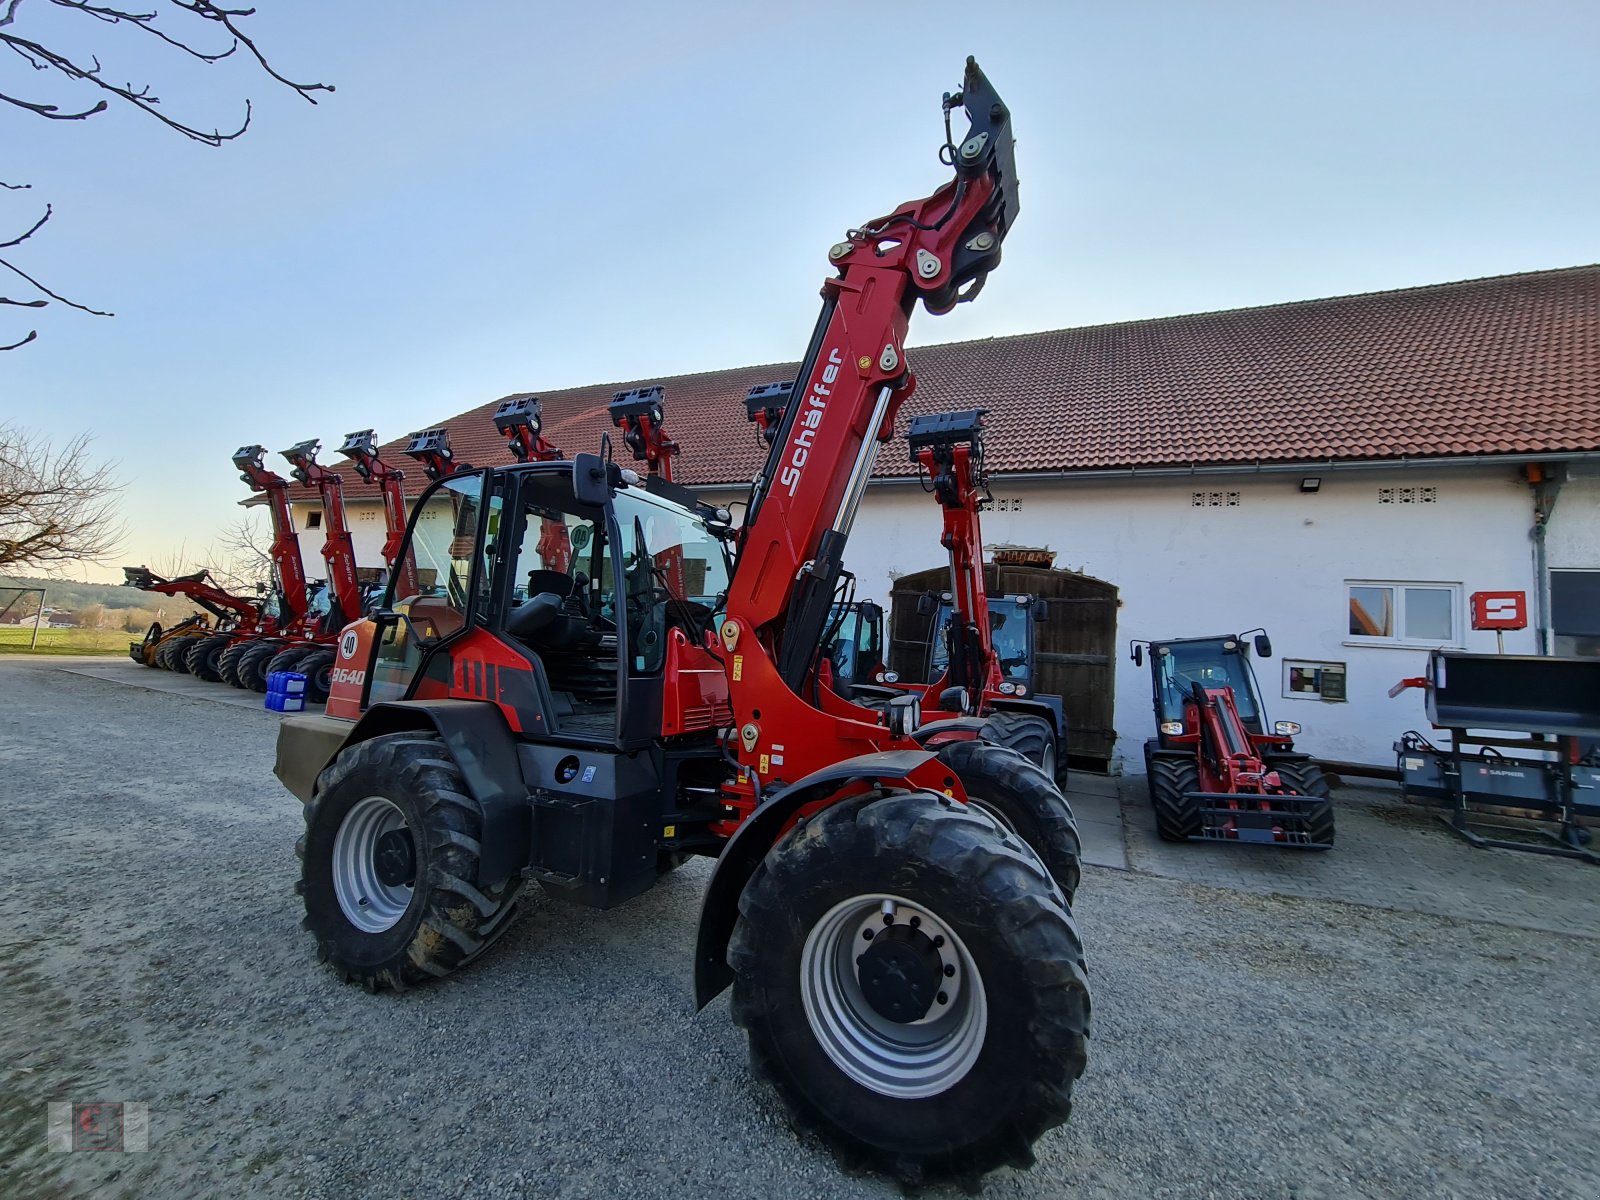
1343,579,1464,649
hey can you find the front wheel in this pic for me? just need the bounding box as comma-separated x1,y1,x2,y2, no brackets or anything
297,732,525,990
934,738,1081,902
1265,756,1336,848
729,792,1090,1183
978,710,1061,784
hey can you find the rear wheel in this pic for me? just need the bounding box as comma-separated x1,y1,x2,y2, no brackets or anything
218,639,254,688
298,650,335,704
266,646,314,681
239,641,282,692
153,638,183,671
729,791,1090,1183
297,732,525,990
1145,747,1201,842
186,634,231,681
978,710,1062,784
1265,756,1336,848
934,738,1081,902
166,635,198,674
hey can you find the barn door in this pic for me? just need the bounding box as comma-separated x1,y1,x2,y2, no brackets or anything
991,564,1119,771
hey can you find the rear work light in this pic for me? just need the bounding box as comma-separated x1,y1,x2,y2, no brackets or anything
1273,721,1303,736
1159,721,1184,735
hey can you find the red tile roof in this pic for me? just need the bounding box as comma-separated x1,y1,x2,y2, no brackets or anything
295,264,1599,499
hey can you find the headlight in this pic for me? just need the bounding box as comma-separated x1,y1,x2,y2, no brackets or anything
1274,720,1302,736
1159,721,1185,735
1014,685,1027,696
883,671,899,683
885,695,922,738
874,670,886,683
998,682,1017,695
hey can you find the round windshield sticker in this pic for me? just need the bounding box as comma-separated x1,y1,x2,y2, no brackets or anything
339,629,359,659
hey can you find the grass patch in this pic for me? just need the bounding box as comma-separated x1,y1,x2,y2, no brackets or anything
0,628,134,656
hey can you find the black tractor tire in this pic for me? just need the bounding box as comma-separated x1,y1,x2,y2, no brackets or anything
166,635,198,674
1145,747,1202,842
239,641,282,692
217,639,254,688
729,791,1090,1184
1265,756,1336,849
297,732,526,991
298,650,335,704
186,634,231,682
978,710,1063,785
934,738,1081,903
265,646,314,682
153,637,183,671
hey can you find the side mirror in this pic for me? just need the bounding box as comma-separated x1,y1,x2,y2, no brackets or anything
572,453,615,508
1131,643,1144,666
1034,599,1050,623
1254,634,1272,658
915,593,937,618
858,600,882,621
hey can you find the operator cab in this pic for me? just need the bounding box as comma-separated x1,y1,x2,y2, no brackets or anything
929,593,1041,690
1136,633,1272,746
363,461,731,747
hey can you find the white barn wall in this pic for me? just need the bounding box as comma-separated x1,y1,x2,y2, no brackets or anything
1546,467,1600,568
834,465,1539,772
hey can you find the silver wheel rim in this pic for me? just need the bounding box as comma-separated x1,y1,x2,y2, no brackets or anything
799,892,987,1099
1042,739,1058,779
332,796,414,933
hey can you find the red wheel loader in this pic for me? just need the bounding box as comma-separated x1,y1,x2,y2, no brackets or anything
273,61,1087,1182
1131,631,1335,848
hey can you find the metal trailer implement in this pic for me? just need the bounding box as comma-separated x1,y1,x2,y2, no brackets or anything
271,60,1089,1183
1391,650,1600,865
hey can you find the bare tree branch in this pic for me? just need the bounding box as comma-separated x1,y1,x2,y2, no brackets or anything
1,0,331,348
0,424,127,572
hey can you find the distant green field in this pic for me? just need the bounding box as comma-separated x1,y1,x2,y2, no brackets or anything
0,627,134,655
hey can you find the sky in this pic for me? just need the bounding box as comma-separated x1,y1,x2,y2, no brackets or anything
3,0,1597,582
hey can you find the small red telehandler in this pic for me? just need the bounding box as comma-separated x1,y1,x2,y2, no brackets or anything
122,566,276,678
224,445,317,692
261,439,372,701
273,61,1087,1182
1131,631,1334,847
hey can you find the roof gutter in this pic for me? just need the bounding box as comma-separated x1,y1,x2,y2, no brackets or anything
680,448,1600,492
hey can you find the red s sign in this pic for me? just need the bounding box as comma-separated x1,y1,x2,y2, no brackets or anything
1470,591,1527,630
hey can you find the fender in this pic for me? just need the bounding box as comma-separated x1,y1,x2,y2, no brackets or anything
325,699,531,887
693,748,939,1009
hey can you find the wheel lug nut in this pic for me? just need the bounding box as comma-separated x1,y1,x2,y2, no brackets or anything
936,992,949,1005
862,928,875,941
933,935,945,948
943,963,955,977
882,913,894,925
909,916,921,928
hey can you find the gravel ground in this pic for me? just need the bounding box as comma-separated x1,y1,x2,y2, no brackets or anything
2,657,1598,1199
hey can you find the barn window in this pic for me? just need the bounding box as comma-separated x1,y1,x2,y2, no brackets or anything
1346,581,1461,646
306,511,323,529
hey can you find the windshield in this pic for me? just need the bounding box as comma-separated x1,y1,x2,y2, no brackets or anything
930,596,1031,682
613,488,729,673
1154,637,1261,726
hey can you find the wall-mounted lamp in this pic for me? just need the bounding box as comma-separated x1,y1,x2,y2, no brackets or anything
1299,477,1322,493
